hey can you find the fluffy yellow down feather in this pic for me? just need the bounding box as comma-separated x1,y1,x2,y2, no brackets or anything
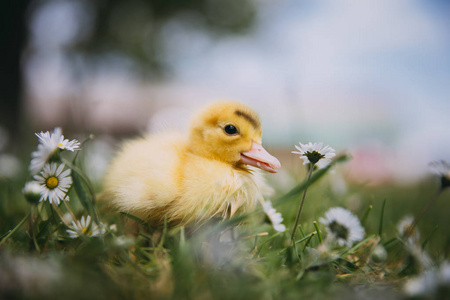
102,101,281,225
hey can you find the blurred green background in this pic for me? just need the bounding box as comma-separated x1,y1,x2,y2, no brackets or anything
1,0,450,258
1,1,450,298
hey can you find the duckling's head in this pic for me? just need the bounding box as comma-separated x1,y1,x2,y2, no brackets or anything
189,101,281,173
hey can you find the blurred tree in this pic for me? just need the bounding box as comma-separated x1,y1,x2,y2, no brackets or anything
0,0,29,144
1,0,257,140
77,0,256,75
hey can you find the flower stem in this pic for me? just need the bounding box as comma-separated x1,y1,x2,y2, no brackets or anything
29,206,41,252
51,202,73,227
406,189,442,239
0,213,30,245
291,166,314,245
302,232,316,252
313,221,323,243
361,205,373,226
63,199,77,225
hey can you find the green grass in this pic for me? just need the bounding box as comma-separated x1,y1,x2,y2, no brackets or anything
1,140,449,300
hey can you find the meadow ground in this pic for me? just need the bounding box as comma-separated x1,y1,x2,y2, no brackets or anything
1,129,449,300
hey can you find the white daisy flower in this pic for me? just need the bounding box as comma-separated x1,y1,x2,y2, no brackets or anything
114,236,133,247
23,181,42,194
404,261,450,298
440,262,450,285
292,142,336,169
405,242,433,270
29,144,51,175
404,269,437,297
36,127,81,152
22,181,43,204
29,127,80,174
62,213,74,225
59,138,80,152
262,201,286,232
320,207,365,247
397,215,420,244
66,216,105,238
109,224,118,232
430,160,450,189
371,244,388,263
33,163,72,205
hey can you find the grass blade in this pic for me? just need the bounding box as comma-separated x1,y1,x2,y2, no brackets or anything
378,198,387,237
340,235,375,257
313,221,323,243
72,170,99,223
302,232,316,251
333,258,358,273
422,225,438,250
62,158,98,223
120,212,146,224
296,231,316,245
361,205,373,226
383,237,399,248
0,213,30,245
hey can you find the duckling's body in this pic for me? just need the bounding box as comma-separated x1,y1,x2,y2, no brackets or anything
103,101,280,225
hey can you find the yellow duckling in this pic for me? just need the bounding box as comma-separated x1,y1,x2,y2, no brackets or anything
103,101,281,225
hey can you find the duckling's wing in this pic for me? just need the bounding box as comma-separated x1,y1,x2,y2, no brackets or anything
103,132,185,220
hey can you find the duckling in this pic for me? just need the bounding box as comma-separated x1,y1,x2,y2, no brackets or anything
102,101,281,225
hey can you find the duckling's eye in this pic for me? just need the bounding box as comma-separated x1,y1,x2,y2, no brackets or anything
224,124,239,135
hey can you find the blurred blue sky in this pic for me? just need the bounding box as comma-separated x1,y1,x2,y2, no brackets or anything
25,0,450,181
156,0,450,178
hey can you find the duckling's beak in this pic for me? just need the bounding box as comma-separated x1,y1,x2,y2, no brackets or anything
240,142,281,173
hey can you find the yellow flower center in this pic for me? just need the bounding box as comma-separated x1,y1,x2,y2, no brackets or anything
82,227,88,234
58,143,64,147
46,176,59,189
